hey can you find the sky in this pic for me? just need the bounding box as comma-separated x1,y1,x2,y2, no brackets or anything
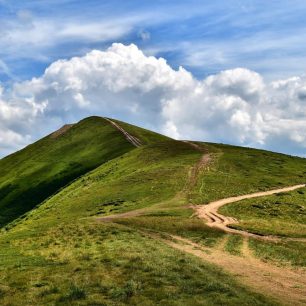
1,0,306,157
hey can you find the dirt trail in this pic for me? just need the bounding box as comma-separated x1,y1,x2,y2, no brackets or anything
159,234,306,306
186,144,306,241
98,209,144,221
96,143,306,304
104,118,142,147
183,141,212,189
195,184,306,241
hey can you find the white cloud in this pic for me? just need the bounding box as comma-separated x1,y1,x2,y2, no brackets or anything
0,12,148,63
1,43,306,157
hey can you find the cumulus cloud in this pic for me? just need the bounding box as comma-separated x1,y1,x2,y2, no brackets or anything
0,86,38,155
1,43,306,157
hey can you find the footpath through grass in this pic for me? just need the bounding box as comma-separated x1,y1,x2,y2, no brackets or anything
0,138,282,305
1,128,306,303
189,143,306,204
0,221,277,305
219,187,306,238
0,117,134,227
0,116,169,229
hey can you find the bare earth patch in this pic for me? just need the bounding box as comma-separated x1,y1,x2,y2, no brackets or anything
161,234,306,306
50,124,74,139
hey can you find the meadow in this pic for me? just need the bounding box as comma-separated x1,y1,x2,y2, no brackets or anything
219,188,306,238
1,116,306,305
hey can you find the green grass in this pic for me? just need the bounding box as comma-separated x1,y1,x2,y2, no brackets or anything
249,239,306,267
190,143,306,204
219,188,306,238
1,117,306,304
0,116,168,227
7,139,201,233
0,221,277,305
0,117,132,227
224,235,243,256
116,214,225,247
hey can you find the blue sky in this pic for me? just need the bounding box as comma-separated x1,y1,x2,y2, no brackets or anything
1,0,306,157
1,0,306,82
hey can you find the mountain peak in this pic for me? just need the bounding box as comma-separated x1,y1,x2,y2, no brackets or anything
50,124,74,139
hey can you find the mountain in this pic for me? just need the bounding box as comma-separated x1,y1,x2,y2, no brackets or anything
0,116,168,227
0,116,305,305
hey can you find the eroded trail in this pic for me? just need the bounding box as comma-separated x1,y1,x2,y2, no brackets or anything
104,118,142,147
160,234,306,306
195,184,306,241
97,145,306,304
183,141,212,190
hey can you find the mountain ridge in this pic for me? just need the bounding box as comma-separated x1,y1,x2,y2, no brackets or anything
0,116,168,227
0,115,306,304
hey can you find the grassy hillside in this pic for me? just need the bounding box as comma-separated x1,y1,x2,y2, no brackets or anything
220,187,306,238
0,137,278,305
189,142,306,204
8,140,201,230
0,116,168,227
0,222,276,305
1,118,306,304
24,141,306,230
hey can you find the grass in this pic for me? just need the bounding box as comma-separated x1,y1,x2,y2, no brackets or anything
219,188,306,238
0,117,135,227
0,116,169,228
116,214,225,247
224,235,243,256
190,143,306,204
249,239,306,267
0,222,277,305
1,117,306,304
58,284,86,302
6,139,201,233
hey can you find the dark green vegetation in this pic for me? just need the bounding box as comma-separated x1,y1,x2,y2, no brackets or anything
0,116,306,304
9,139,201,232
220,188,306,238
0,116,167,227
0,117,132,227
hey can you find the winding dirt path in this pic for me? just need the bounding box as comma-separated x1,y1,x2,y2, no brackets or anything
104,117,142,147
195,184,306,241
159,234,306,306
96,144,306,304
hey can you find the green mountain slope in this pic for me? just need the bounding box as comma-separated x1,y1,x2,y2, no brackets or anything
0,116,168,227
1,136,277,305
189,142,306,204
11,139,202,230
1,117,306,305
